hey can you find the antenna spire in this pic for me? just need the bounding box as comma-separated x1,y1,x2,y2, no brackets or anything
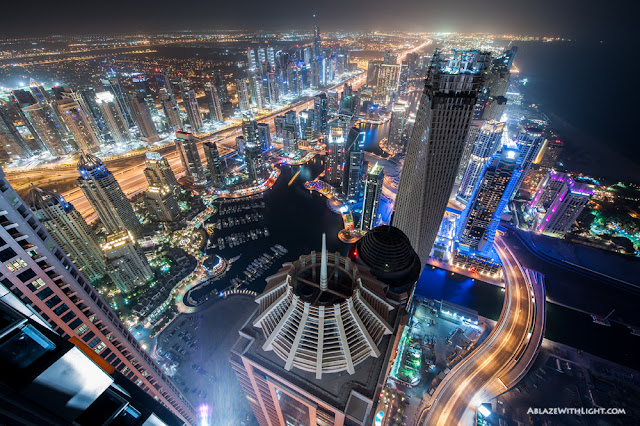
320,233,328,292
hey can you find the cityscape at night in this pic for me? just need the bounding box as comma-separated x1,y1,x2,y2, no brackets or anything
0,4,637,426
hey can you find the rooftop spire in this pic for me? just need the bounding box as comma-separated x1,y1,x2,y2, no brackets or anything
320,233,328,292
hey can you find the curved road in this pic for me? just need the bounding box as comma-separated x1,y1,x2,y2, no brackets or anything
421,232,535,425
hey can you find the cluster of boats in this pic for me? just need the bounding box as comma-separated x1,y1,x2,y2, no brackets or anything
218,199,266,215
208,212,263,230
229,245,288,287
215,227,270,250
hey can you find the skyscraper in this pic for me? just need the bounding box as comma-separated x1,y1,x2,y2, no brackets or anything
393,50,484,264
267,71,279,104
26,186,106,281
174,130,205,182
0,167,196,423
101,76,135,127
342,125,365,202
513,126,545,196
102,231,153,293
94,91,131,144
235,77,248,111
179,80,203,132
366,60,382,88
457,146,522,254
457,120,505,201
143,151,178,189
204,82,224,122
242,115,258,144
158,88,182,131
298,109,314,141
374,64,401,105
129,94,160,144
478,47,517,121
537,138,563,171
77,154,142,236
244,142,266,183
56,97,101,153
0,101,32,160
21,103,67,156
387,101,409,154
230,236,401,425
530,171,592,237
249,75,265,110
360,162,384,231
313,93,328,137
143,186,180,222
324,125,345,186
256,122,271,151
203,141,225,187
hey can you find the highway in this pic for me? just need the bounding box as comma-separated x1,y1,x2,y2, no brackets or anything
420,232,537,425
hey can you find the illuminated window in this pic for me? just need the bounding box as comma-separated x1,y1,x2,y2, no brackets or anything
31,278,46,290
76,324,89,336
6,257,27,272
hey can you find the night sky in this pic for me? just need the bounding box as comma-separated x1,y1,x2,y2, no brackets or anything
0,0,631,40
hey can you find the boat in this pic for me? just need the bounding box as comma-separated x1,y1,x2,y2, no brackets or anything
591,315,611,326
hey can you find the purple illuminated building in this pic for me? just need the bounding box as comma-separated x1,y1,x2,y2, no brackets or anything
530,170,593,236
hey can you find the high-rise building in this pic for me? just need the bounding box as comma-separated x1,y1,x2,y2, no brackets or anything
230,236,402,426
0,101,32,160
25,186,106,281
366,60,382,88
0,168,196,423
204,82,223,122
256,122,271,151
360,162,384,231
242,115,258,144
179,80,203,132
387,101,409,154
458,120,505,201
282,124,298,152
342,126,365,202
0,298,186,426
101,76,135,127
143,186,180,222
324,125,345,186
21,102,67,156
313,93,328,137
478,47,517,121
393,50,485,264
203,141,225,187
312,14,321,58
244,142,266,183
267,72,279,104
154,69,174,97
236,78,251,112
374,64,401,105
298,109,314,141
457,145,522,254
512,126,545,196
129,94,160,144
94,91,131,144
158,88,182,131
143,151,178,189
537,139,563,171
102,231,153,293
56,97,101,153
249,75,265,110
174,130,205,182
531,173,592,237
383,50,398,65
77,154,142,236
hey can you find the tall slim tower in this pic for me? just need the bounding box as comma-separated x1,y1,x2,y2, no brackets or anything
512,126,545,196
128,94,160,144
387,101,409,154
101,76,135,127
21,103,67,156
457,145,522,253
56,97,101,153
204,82,223,122
393,50,485,264
313,93,328,137
94,91,132,144
143,151,178,189
457,120,505,201
26,185,106,281
179,80,203,132
342,125,365,202
77,154,142,236
174,130,205,182
236,78,251,112
158,88,182,131
256,122,271,151
244,142,266,183
102,230,153,293
324,125,345,186
360,162,384,230
203,141,225,187
0,167,196,424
